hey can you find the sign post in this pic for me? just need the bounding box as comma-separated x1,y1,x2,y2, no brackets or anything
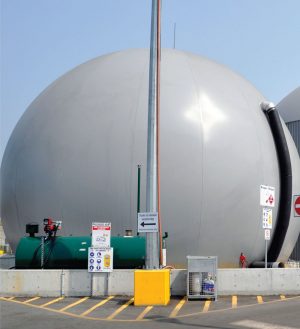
264,229,271,268
260,185,275,269
262,208,272,269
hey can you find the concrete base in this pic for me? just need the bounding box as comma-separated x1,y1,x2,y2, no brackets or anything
218,268,300,295
1,268,300,297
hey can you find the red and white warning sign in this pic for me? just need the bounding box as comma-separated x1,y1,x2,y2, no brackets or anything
260,185,275,208
92,222,111,248
294,195,300,217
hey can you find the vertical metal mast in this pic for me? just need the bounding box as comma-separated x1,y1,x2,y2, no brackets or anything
146,0,160,269
156,0,163,266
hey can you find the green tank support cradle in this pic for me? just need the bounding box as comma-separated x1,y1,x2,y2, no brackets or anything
15,236,145,269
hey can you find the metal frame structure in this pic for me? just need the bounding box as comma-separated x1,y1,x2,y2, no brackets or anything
187,256,218,300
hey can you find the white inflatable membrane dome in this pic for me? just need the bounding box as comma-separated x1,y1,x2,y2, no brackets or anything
1,49,300,267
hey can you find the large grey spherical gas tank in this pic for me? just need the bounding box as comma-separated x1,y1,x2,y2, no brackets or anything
2,49,300,267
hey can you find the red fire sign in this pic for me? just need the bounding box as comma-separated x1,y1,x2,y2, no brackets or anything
268,195,274,205
295,196,300,217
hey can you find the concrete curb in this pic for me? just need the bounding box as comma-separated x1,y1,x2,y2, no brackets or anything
1,268,300,297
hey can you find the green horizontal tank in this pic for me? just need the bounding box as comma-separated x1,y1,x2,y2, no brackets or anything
15,236,145,269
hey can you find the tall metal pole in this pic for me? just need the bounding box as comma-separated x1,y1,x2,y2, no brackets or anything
156,0,163,266
137,165,141,217
146,0,160,269
265,240,268,268
137,165,141,236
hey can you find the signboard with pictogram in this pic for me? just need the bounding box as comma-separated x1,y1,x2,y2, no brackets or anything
262,208,272,229
91,222,111,248
260,185,275,207
294,195,300,217
88,247,113,272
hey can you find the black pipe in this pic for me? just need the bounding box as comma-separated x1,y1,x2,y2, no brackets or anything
263,105,292,262
250,261,284,268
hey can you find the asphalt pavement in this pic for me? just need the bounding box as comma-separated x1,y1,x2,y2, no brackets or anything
1,295,300,329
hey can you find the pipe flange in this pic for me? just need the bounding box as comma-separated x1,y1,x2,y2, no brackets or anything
260,101,276,113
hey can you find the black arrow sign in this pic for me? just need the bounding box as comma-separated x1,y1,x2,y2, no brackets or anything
141,222,156,227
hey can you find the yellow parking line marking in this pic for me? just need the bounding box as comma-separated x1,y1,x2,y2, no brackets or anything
232,295,237,308
80,296,114,316
106,297,134,320
40,297,64,307
280,295,286,300
169,296,186,318
202,300,211,312
2,295,300,322
257,296,263,304
7,297,15,300
59,297,89,312
24,297,40,303
136,305,153,320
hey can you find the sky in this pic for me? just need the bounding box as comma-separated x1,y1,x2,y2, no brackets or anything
1,0,300,161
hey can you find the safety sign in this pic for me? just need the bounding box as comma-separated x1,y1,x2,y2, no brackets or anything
264,229,271,241
88,247,113,272
262,208,272,229
260,185,275,207
138,212,158,233
91,222,111,248
294,195,300,217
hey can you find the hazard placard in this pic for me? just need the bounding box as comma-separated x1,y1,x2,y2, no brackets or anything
294,195,300,217
91,222,111,248
260,185,275,207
